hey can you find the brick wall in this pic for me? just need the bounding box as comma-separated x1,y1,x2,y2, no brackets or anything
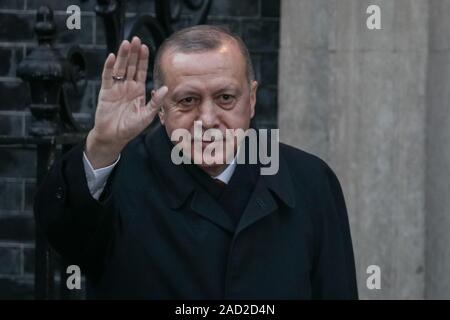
0,0,280,299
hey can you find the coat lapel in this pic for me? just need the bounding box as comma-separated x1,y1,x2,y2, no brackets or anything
190,191,236,233
235,181,278,234
235,150,297,235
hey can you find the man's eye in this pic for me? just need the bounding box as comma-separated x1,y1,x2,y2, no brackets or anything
218,94,234,104
179,97,197,106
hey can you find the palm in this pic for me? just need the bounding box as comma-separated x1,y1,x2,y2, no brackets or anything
97,81,147,142
93,37,167,146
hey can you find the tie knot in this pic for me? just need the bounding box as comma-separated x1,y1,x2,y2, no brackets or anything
213,178,227,188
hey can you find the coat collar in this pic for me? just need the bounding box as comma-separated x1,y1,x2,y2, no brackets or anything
144,124,196,209
261,154,296,209
143,124,297,234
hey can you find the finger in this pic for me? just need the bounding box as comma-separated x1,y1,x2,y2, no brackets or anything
101,53,116,89
146,86,168,112
126,36,141,81
112,40,130,78
135,44,149,83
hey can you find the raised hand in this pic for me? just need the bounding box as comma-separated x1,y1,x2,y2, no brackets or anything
85,36,168,169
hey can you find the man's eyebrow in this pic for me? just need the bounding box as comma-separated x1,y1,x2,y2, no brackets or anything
213,85,240,93
210,82,242,93
172,83,240,97
171,86,201,98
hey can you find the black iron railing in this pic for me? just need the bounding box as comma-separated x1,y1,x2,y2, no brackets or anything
0,0,212,299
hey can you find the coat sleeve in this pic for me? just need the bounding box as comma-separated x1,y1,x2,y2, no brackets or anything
33,140,120,278
310,164,358,299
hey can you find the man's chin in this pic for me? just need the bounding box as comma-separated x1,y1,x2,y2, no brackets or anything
195,161,229,177
187,152,233,171
191,154,229,167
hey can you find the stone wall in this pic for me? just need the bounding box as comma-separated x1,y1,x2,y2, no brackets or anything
279,0,449,299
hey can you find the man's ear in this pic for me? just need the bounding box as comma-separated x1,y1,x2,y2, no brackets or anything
158,107,165,125
250,80,258,119
152,89,165,125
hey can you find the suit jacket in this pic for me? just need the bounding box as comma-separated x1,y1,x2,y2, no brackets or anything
34,124,358,299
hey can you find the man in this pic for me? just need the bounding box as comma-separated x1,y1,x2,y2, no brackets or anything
34,25,358,299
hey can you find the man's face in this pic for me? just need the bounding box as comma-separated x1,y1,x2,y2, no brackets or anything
155,40,258,176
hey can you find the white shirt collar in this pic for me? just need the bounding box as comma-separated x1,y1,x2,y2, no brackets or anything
211,156,237,184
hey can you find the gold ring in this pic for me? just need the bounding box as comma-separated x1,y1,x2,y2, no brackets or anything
112,75,125,81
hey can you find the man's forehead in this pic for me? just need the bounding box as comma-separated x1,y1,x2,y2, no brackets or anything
161,42,246,77
171,50,230,71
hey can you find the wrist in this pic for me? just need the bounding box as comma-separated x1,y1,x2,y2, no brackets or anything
85,129,123,169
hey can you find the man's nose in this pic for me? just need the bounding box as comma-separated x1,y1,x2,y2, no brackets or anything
197,99,219,129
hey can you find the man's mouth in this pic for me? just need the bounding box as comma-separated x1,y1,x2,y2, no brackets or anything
192,139,225,148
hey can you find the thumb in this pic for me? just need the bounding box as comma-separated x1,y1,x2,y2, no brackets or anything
142,86,168,121
147,86,168,111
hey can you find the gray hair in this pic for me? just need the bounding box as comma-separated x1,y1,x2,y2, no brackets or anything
152,25,255,88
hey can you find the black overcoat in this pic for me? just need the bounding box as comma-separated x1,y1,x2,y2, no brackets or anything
34,124,358,299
